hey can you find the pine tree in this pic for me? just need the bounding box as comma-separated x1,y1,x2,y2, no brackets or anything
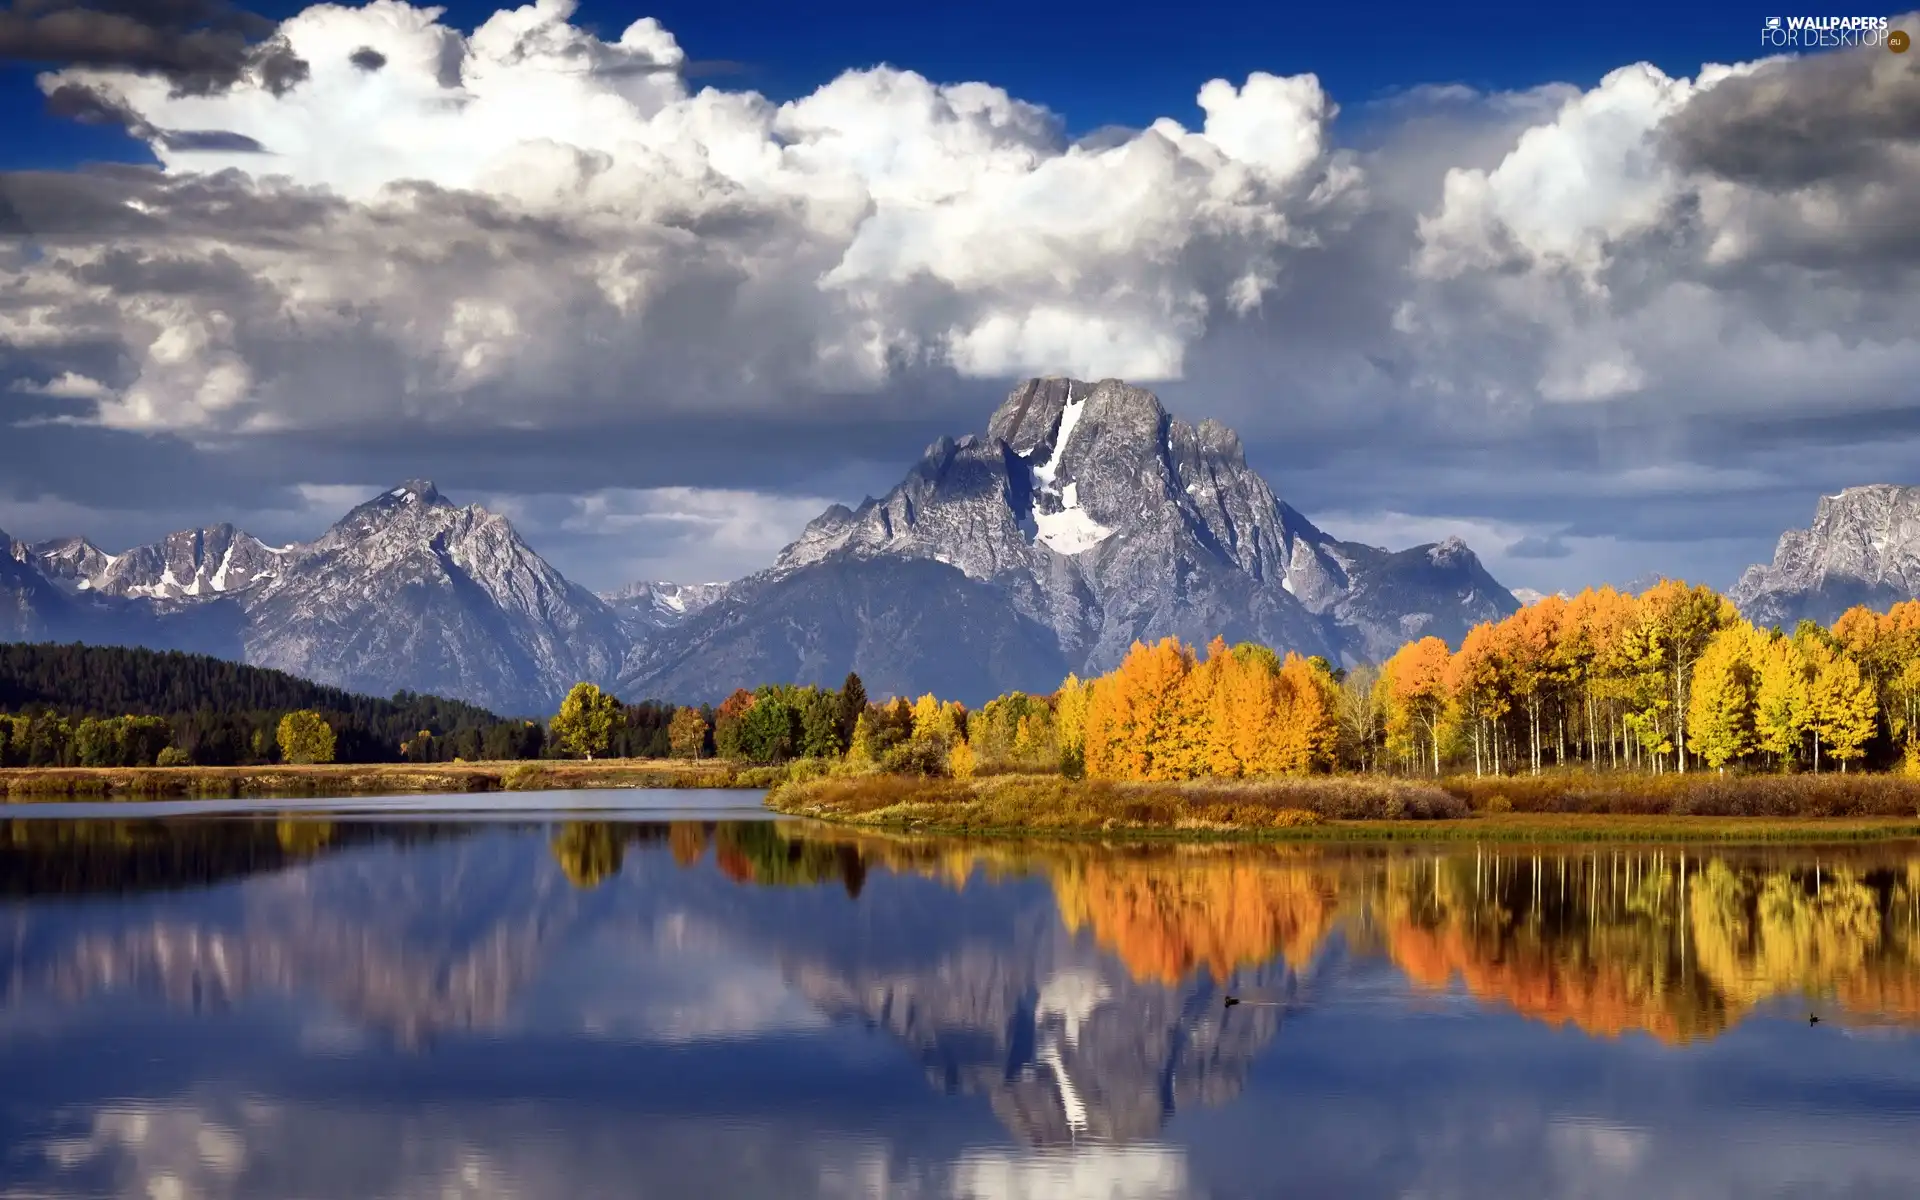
837,672,867,744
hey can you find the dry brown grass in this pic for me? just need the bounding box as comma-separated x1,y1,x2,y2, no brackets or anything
766,771,1920,841
0,757,742,801
765,773,1465,835
1440,770,1920,818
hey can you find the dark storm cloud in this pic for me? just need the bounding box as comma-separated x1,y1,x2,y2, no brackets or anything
42,79,267,150
347,44,383,71
0,0,307,95
1661,28,1920,191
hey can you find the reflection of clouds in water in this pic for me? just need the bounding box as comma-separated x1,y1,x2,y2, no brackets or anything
1549,1119,1650,1173
949,1146,1192,1200
13,1098,910,1200
32,1103,253,1200
520,919,827,1044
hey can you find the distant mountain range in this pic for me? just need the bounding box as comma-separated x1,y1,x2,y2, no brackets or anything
37,381,1918,710
0,379,1526,709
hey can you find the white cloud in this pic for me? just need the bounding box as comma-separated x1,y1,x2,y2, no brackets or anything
19,0,1355,431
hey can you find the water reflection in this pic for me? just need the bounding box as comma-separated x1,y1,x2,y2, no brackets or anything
5,814,1920,1198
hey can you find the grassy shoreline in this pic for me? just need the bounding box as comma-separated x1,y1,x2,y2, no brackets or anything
0,758,761,801
765,771,1920,843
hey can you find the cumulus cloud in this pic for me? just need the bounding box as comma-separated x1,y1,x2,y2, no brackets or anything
1,2,1917,589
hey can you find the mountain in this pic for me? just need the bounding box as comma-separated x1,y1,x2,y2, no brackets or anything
623,377,1516,704
235,481,628,715
3,483,626,715
599,580,730,632
18,525,287,599
1732,485,1920,629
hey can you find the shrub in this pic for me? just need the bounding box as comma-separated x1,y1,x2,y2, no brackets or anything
155,746,190,767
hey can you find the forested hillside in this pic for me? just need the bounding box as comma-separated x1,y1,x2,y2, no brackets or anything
0,643,520,766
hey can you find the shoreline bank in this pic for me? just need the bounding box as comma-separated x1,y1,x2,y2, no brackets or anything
0,758,757,800
765,771,1920,843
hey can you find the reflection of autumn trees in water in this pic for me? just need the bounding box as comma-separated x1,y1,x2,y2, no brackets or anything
1051,855,1339,985
763,829,1920,1042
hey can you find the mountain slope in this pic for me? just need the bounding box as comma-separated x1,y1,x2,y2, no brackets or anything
599,580,730,634
237,482,628,715
624,377,1516,703
5,483,627,714
618,557,1070,703
1733,485,1920,629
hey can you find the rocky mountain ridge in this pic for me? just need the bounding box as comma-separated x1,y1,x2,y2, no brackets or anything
1,481,632,714
1732,484,1920,629
3,379,1522,709
621,378,1518,703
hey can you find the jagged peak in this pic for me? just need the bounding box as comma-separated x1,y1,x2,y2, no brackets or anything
392,479,445,505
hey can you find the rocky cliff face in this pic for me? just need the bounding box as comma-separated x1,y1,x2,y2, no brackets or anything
625,377,1516,703
1732,485,1920,629
236,482,629,715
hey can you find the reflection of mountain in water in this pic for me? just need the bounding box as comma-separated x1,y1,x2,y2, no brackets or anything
7,819,1920,1149
787,930,1292,1146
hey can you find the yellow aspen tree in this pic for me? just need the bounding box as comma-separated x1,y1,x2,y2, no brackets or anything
1382,636,1452,774
1447,623,1508,776
1805,640,1878,773
1754,634,1811,769
1083,674,1125,779
1274,653,1339,773
1214,643,1280,776
1630,580,1736,774
1111,638,1198,780
1686,623,1764,771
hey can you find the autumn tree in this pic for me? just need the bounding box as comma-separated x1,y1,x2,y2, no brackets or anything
1629,581,1735,773
551,682,622,760
713,689,756,760
667,706,708,759
1054,674,1092,776
1804,638,1878,772
1754,634,1811,769
276,710,336,765
1447,624,1508,776
1380,637,1451,775
1334,663,1384,772
1686,624,1765,771
1085,639,1197,781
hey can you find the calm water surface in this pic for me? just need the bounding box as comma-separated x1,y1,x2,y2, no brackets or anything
4,790,1920,1198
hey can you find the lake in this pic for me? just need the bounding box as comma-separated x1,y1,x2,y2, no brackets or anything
4,790,1920,1198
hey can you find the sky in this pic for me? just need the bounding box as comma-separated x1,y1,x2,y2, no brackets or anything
0,0,1915,595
